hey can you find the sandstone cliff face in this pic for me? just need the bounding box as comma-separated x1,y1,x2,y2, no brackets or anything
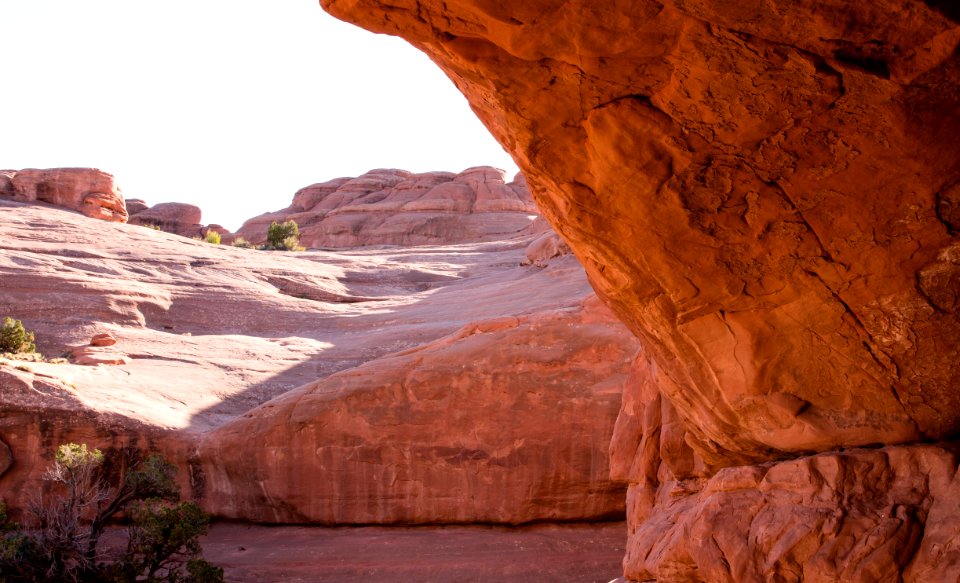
320,1,960,579
235,166,540,248
199,297,633,524
1,168,127,222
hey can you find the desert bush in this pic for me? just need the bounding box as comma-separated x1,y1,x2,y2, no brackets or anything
203,231,221,245
230,237,253,249
0,443,222,583
0,318,35,354
266,220,303,251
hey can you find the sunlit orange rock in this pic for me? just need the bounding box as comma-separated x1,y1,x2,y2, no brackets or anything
321,1,960,579
1,168,127,222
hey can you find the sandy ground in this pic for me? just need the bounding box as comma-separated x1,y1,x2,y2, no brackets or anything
196,522,626,583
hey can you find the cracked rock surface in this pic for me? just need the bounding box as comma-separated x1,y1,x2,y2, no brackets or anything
321,1,960,579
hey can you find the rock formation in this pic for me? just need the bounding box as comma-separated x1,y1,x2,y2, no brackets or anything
0,197,636,527
320,1,960,580
127,201,205,237
0,168,127,222
199,296,633,524
69,333,130,366
235,167,540,248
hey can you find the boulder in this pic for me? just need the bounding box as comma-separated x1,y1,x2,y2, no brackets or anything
125,198,150,215
89,333,117,347
521,231,571,267
128,202,204,237
235,167,539,248
1,168,127,222
70,333,128,365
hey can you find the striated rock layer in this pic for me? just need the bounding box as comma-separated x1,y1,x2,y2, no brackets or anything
235,166,540,248
320,1,960,579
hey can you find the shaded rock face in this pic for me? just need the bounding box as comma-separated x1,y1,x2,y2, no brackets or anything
198,296,634,524
321,1,960,579
0,437,12,479
1,168,127,222
235,166,539,248
128,201,205,238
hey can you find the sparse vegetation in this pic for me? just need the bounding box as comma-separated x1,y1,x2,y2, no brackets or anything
0,318,35,354
266,220,304,251
230,237,253,249
203,230,221,245
0,443,223,582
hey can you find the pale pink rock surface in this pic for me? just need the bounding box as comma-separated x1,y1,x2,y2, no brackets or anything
235,167,539,248
1,168,127,222
0,197,634,526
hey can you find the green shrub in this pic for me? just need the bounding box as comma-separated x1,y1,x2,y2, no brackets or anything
231,237,253,249
203,230,221,245
0,318,35,354
0,443,222,583
266,220,303,251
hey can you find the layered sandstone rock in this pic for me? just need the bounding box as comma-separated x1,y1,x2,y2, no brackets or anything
198,296,634,524
235,167,539,248
0,168,127,222
321,1,960,579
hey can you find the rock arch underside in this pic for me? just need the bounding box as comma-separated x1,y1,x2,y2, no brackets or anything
320,1,960,581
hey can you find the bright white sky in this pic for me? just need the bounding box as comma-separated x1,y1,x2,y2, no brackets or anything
0,0,519,230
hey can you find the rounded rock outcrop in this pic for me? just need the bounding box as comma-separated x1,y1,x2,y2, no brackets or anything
1,168,128,222
235,167,539,248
